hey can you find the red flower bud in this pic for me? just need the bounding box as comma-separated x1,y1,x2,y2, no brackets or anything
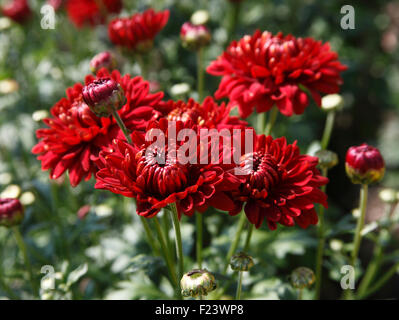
180,22,211,51
90,51,117,73
0,198,24,227
1,0,31,24
82,78,126,117
345,144,385,184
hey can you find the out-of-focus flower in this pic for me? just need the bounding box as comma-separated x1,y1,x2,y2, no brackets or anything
95,118,244,217
47,0,64,10
321,93,343,112
158,97,247,130
90,51,117,74
32,110,50,122
180,269,217,298
1,0,31,24
180,22,211,51
190,10,209,26
108,9,169,52
378,188,398,204
228,135,329,230
20,191,35,205
345,144,385,185
77,205,91,220
207,30,347,118
0,198,24,227
82,78,125,117
315,149,338,170
170,83,190,97
32,69,163,187
290,267,315,289
0,79,19,94
0,184,21,199
66,0,122,28
230,252,254,271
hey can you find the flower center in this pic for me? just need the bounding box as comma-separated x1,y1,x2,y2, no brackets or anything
136,146,189,197
240,151,281,191
168,106,203,125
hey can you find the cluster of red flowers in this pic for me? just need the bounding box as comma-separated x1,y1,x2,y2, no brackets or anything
32,8,349,231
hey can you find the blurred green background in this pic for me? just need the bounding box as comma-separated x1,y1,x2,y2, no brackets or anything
0,0,398,299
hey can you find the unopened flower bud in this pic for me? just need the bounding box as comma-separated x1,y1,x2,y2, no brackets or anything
0,198,24,227
345,144,385,185
378,188,398,204
1,0,31,24
180,22,211,51
321,94,343,112
90,51,117,74
315,150,338,170
290,267,315,289
180,269,217,298
82,78,126,117
230,252,254,272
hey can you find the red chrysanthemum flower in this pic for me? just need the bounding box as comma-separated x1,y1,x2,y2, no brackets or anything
108,9,169,51
66,0,122,28
1,0,31,24
156,97,247,130
32,68,163,187
95,118,245,218
228,134,328,230
207,30,347,118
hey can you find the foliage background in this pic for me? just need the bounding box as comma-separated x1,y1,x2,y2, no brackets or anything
0,0,398,299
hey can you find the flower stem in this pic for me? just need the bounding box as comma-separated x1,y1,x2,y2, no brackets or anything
111,108,132,144
243,223,254,253
223,213,247,273
235,271,243,300
314,168,328,300
153,216,180,297
351,184,369,268
169,203,184,281
196,213,203,269
264,106,278,136
228,1,241,43
257,112,266,133
197,47,205,102
297,289,303,300
163,211,175,261
12,227,38,296
321,111,336,150
358,261,399,299
140,216,160,257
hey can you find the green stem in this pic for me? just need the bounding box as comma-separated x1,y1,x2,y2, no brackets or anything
298,289,303,300
196,213,203,269
243,223,254,253
12,227,38,296
235,271,243,300
140,216,160,257
357,240,383,297
257,112,266,133
320,111,336,150
351,184,369,267
111,108,132,144
169,203,184,281
153,217,179,293
265,106,278,136
228,1,241,43
314,168,328,300
359,261,399,299
223,213,247,273
197,48,205,102
163,211,175,261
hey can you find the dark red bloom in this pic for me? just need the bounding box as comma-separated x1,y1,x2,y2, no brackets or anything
32,69,163,187
0,198,24,227
47,0,64,10
108,9,169,51
345,144,385,184
207,30,347,118
66,0,122,28
157,97,247,130
228,135,328,230
180,22,211,50
1,0,31,24
90,51,117,74
95,118,245,218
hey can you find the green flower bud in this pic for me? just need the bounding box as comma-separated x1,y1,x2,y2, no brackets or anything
230,252,254,272
315,149,339,170
180,269,217,298
290,267,315,289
